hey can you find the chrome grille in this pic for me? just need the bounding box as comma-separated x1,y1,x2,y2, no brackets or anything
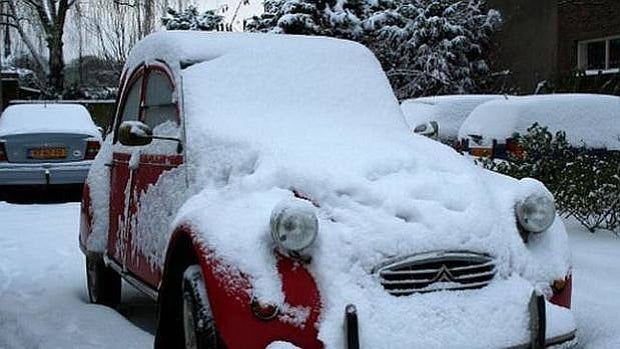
375,251,496,296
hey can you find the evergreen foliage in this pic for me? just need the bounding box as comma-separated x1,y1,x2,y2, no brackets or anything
481,124,620,235
162,5,224,31
246,0,501,99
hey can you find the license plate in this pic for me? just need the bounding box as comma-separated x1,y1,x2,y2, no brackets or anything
28,147,67,159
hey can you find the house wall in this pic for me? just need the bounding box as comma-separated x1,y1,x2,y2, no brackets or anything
557,0,620,76
487,0,558,94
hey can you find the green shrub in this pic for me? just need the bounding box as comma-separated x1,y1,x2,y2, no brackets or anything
480,124,620,234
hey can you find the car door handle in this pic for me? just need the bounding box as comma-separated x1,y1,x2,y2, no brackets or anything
104,162,115,168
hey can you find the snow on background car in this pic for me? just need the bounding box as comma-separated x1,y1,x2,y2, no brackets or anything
458,94,620,150
0,104,101,139
81,32,575,347
400,95,504,141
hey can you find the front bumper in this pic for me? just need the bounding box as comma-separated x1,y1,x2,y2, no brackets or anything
344,292,576,349
0,161,92,185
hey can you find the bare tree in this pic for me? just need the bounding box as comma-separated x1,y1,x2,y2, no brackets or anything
0,0,76,93
0,0,45,73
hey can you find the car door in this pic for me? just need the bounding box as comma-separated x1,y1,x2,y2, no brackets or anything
124,66,184,288
107,71,144,269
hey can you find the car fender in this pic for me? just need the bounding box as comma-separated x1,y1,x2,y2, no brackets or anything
157,225,323,349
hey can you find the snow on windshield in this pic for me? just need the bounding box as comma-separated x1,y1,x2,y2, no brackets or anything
0,104,100,138
459,94,620,150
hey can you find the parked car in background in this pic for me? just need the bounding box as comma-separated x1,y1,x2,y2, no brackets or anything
80,32,575,349
0,103,101,196
400,95,504,144
458,94,620,159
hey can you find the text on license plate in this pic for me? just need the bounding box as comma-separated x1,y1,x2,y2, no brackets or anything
28,147,67,159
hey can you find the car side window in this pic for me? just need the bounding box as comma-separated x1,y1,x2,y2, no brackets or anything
143,70,176,129
120,75,143,123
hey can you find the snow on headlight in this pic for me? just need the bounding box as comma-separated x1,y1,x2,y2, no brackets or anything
270,199,319,253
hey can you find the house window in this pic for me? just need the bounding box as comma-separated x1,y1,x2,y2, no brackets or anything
578,36,620,73
610,38,620,69
586,41,606,70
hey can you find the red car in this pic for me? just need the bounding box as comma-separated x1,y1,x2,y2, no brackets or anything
80,32,575,349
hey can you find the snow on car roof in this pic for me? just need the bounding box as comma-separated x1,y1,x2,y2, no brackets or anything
0,103,100,138
458,94,620,150
175,31,411,176
401,95,504,140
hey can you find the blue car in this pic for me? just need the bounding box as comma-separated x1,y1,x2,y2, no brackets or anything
0,103,102,193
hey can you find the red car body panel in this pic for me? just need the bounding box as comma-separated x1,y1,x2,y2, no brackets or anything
549,275,572,309
79,184,92,252
124,154,183,287
108,152,132,267
176,229,323,348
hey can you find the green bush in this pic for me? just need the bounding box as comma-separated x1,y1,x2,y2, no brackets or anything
480,124,620,234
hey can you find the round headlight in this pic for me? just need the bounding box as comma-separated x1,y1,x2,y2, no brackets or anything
516,194,556,233
270,202,318,252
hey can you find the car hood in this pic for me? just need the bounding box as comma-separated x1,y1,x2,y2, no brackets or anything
168,137,571,348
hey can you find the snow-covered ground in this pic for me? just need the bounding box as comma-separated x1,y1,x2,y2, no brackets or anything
0,200,618,348
0,202,152,349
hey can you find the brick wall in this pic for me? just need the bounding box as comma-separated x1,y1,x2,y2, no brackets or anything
558,0,620,76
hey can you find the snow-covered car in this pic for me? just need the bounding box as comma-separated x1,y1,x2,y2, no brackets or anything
79,31,576,349
0,103,101,190
458,94,620,159
400,95,504,144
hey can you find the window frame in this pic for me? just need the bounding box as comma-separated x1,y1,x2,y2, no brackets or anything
113,63,179,145
578,35,620,74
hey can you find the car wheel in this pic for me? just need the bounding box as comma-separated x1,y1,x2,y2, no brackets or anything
182,265,223,349
86,253,121,307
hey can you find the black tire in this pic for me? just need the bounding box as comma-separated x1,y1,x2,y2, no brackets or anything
86,253,121,307
182,265,224,349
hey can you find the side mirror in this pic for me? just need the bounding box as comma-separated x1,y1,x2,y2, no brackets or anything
413,121,439,140
118,121,153,146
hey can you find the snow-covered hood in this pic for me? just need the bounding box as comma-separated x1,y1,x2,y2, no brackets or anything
173,134,571,348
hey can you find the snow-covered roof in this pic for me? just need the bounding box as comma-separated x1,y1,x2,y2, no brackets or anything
0,104,100,138
401,95,504,140
458,94,620,150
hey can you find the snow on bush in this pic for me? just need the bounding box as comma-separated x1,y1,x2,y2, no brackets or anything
480,124,620,235
246,0,502,100
162,5,223,31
